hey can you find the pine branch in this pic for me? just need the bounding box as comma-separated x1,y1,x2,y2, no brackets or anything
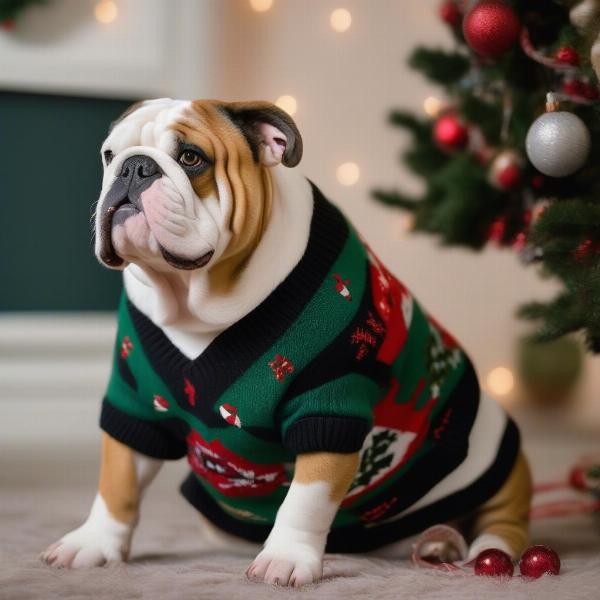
408,47,470,86
371,190,419,210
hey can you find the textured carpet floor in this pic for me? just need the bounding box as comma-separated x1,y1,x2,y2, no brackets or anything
2,430,600,600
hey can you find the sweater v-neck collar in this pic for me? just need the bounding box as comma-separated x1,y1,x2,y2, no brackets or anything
126,183,349,428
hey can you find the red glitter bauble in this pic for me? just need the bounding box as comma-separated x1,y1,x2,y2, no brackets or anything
489,150,523,190
433,114,469,150
439,0,461,27
519,545,561,579
463,1,521,58
555,46,580,66
581,82,600,100
1,19,16,31
563,79,584,97
474,548,515,577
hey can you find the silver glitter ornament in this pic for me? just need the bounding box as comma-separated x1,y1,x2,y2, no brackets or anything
526,110,591,177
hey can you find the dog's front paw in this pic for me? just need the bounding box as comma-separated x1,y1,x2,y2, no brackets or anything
246,527,324,587
40,522,130,568
246,547,322,587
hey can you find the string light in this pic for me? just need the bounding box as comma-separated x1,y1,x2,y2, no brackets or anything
336,162,360,186
94,0,118,24
250,0,274,12
423,96,444,117
275,95,297,116
486,366,514,396
330,8,352,33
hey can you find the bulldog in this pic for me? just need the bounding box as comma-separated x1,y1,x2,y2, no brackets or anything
41,98,531,586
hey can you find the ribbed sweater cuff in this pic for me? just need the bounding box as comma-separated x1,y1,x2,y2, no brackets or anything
100,399,187,460
283,415,370,454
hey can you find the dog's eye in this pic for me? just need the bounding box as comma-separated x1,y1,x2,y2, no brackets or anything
104,150,114,166
178,150,204,168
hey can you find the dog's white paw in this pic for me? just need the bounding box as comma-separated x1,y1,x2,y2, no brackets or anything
40,523,129,568
246,545,322,587
40,495,133,568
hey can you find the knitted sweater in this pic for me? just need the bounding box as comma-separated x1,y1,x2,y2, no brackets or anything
100,183,519,552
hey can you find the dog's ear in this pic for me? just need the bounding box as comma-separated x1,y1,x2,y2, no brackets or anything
221,101,303,167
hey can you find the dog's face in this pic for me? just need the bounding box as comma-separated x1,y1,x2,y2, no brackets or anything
95,98,302,273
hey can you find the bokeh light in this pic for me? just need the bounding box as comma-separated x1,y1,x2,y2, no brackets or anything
336,162,360,186
330,8,352,33
94,0,118,24
486,366,515,396
275,95,297,116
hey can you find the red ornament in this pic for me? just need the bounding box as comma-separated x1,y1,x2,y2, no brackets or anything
519,545,561,578
433,114,469,150
463,1,521,58
531,174,545,189
497,164,521,189
574,239,600,261
489,150,523,190
581,82,600,100
555,46,580,66
487,217,506,244
474,548,515,577
1,19,15,31
563,79,584,97
439,0,461,27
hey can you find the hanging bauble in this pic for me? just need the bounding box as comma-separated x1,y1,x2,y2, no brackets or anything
575,239,600,260
1,19,15,30
474,548,514,577
488,149,524,190
463,1,521,58
554,46,580,66
433,113,469,151
581,81,600,100
439,0,461,27
519,545,561,578
525,95,591,177
487,217,507,244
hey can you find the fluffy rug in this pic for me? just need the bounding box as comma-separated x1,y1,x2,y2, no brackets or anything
2,441,599,600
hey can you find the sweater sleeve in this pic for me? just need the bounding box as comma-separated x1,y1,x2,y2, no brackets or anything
279,373,381,455
100,326,187,460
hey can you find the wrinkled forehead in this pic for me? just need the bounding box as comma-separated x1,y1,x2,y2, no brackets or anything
102,98,193,155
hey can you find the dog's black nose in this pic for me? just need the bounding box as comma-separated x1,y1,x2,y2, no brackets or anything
119,155,161,201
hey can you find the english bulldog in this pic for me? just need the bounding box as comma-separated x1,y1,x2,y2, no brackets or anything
41,98,531,587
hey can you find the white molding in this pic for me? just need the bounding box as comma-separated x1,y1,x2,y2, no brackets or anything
0,0,220,99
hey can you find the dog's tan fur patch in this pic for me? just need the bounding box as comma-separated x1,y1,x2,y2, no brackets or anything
470,450,532,557
98,433,140,525
169,101,274,293
293,452,360,503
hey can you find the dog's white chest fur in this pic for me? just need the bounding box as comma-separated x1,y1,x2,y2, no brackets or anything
122,167,314,357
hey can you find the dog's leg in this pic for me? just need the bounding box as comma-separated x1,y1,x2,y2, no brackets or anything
246,451,359,587
467,450,532,560
41,432,162,568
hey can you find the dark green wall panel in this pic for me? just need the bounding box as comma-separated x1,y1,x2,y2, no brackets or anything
0,91,135,311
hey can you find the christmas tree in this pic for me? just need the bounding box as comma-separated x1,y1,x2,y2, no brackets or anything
374,0,600,351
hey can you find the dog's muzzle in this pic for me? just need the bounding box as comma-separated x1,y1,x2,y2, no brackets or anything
98,155,162,267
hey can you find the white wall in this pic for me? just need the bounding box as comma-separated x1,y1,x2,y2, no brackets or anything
1,0,598,433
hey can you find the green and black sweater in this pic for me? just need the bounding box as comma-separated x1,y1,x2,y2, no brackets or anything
101,183,519,552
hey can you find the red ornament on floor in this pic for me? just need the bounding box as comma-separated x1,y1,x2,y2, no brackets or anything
463,1,521,58
474,549,514,577
433,114,469,151
519,545,561,578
